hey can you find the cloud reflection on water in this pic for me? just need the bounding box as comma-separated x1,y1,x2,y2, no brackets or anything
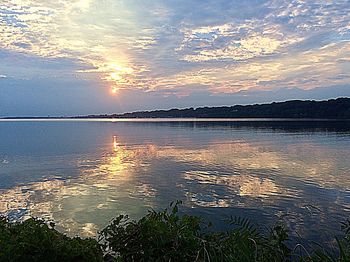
0,125,350,238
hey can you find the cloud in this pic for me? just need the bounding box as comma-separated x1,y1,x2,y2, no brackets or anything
177,21,303,62
148,40,350,95
0,0,349,99
0,0,159,88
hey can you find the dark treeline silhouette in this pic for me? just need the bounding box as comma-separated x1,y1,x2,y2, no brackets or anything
79,97,350,119
3,97,350,119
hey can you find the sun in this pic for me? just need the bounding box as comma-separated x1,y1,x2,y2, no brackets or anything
111,87,118,95
110,72,121,81
105,63,135,95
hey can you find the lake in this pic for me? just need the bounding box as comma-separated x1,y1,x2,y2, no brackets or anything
1,119,350,243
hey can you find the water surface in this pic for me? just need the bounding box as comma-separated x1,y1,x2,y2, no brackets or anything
1,119,350,243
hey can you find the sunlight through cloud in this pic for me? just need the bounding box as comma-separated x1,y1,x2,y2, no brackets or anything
0,0,349,101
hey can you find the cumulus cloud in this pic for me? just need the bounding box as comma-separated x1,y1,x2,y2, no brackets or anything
0,0,349,97
0,0,158,89
177,21,303,62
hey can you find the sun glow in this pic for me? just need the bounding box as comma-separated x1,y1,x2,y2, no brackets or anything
111,87,118,95
111,64,134,74
0,0,348,100
110,72,121,81
104,63,135,95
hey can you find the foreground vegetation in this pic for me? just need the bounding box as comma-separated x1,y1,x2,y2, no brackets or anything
1,202,350,261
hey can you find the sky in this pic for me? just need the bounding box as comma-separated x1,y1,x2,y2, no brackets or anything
0,0,350,116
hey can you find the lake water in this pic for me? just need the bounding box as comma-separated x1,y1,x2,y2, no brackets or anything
1,119,350,243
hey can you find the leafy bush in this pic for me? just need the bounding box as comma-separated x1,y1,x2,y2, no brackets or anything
99,201,292,261
1,202,350,261
99,201,205,261
0,217,103,262
99,202,350,261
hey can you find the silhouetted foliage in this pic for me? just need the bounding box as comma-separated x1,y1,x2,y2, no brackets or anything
76,97,350,119
1,202,350,261
0,217,103,262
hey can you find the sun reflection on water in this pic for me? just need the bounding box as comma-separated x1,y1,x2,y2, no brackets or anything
0,132,349,238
